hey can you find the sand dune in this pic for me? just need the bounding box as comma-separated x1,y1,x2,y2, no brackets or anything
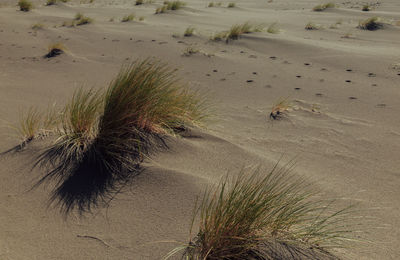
1,0,400,259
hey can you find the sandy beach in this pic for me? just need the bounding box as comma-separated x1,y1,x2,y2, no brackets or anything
1,0,400,259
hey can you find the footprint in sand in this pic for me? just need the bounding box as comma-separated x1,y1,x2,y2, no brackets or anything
283,60,291,64
264,85,272,88
248,55,257,58
372,83,377,86
294,87,301,90
296,75,302,78
269,56,277,60
240,51,246,53
315,93,323,97
349,96,357,100
246,80,254,83
321,68,327,71
319,79,325,82
304,63,311,66
376,103,386,108
368,72,376,77
220,78,226,81
345,80,352,83
252,72,257,75
397,73,400,76
206,73,211,76
346,69,353,72
151,39,156,42
213,69,218,72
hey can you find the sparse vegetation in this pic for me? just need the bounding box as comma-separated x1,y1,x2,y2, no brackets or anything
305,22,319,30
139,16,145,21
208,2,214,7
227,2,236,8
45,42,66,58
182,45,199,56
358,17,384,31
122,14,135,22
270,99,292,120
18,0,33,11
184,26,195,37
362,5,371,11
267,22,279,34
157,0,186,12
136,0,144,5
74,12,84,20
211,22,265,42
16,107,43,144
46,0,57,5
76,15,93,26
32,23,44,30
312,2,335,11
166,167,357,260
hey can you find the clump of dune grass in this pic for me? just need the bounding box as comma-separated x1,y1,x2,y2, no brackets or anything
184,26,195,37
18,0,33,11
75,12,84,20
139,16,145,21
46,0,57,5
166,166,358,260
136,0,144,5
15,107,43,145
226,22,265,41
312,2,335,11
305,22,319,30
208,2,214,7
210,31,228,41
267,23,279,34
122,14,135,22
362,5,371,11
45,42,66,58
32,23,44,30
270,99,292,120
76,16,93,26
34,59,208,212
157,0,185,12
227,2,236,8
358,17,384,30
182,45,199,56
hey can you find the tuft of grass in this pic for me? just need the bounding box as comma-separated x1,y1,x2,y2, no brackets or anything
267,22,279,33
136,0,144,5
45,42,66,58
74,12,84,20
312,2,335,11
227,2,236,8
182,45,199,56
184,26,195,37
305,22,319,30
211,22,265,42
76,16,93,26
208,2,214,7
358,17,384,31
32,23,44,30
166,166,358,260
18,0,33,11
139,16,145,21
16,107,43,144
101,59,207,136
210,31,228,41
270,99,292,120
122,14,135,22
155,5,167,14
167,0,186,10
362,5,371,11
46,0,57,5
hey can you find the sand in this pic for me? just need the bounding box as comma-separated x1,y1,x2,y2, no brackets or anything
0,0,400,259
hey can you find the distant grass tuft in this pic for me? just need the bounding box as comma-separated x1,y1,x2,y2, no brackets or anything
227,2,236,8
122,14,135,22
166,166,358,260
18,0,33,11
156,0,185,13
362,5,371,11
267,22,280,33
135,0,144,5
76,16,93,26
184,26,195,36
211,22,265,42
182,45,199,56
45,42,66,58
32,23,44,30
312,2,335,11
358,17,384,31
305,22,319,30
46,0,57,5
